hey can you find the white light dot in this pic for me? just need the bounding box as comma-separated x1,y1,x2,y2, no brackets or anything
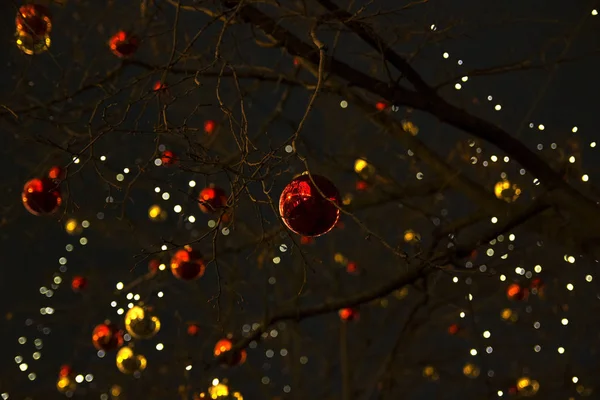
285,145,294,153
75,375,84,383
534,265,542,273
100,156,106,161
85,374,93,382
340,100,348,108
117,308,124,315
494,104,502,111
173,205,182,213
157,291,164,298
459,312,466,318
188,215,196,223
116,174,124,182
582,174,589,182
572,376,579,383
19,363,28,371
586,275,593,282
593,9,598,16
116,282,124,290
155,187,161,193
538,124,545,131
569,156,576,163
461,76,468,82
123,168,130,174
188,180,196,187
491,217,498,224
470,348,477,356
443,52,449,58
483,331,491,338
273,257,281,264
566,283,574,291
455,83,462,90
156,343,164,351
499,275,506,281
591,142,597,148
561,318,569,326
162,192,170,200
497,391,503,397
185,364,192,371
558,347,565,354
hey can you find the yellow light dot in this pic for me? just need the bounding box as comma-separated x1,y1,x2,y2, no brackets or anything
561,318,569,326
592,9,598,16
582,174,589,182
354,159,368,173
566,283,574,291
558,347,565,354
569,156,576,163
470,348,477,356
483,331,491,338
538,124,545,130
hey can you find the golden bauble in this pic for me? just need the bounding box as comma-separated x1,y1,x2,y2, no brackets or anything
116,346,147,374
124,305,161,339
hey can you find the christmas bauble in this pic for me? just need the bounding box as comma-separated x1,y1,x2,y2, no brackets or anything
22,178,62,215
204,120,216,134
279,174,340,237
124,305,161,339
494,179,521,202
170,246,206,280
92,323,123,351
16,4,52,36
198,186,228,213
214,338,246,366
116,346,147,374
507,283,528,301
109,31,139,58
71,276,87,292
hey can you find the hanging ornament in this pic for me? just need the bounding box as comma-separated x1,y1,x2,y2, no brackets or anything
204,120,216,134
124,305,161,339
109,30,139,58
16,5,52,36
116,346,147,374
516,377,540,396
22,178,62,215
71,276,87,292
170,246,206,280
197,378,244,399
338,308,359,321
160,150,177,166
279,173,341,237
214,338,247,367
92,322,123,351
507,283,529,301
198,186,228,213
494,179,522,202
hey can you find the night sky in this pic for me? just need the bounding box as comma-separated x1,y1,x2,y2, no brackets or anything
2,1,600,399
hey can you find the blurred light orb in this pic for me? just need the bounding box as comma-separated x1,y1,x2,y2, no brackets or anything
16,4,52,36
58,364,72,378
148,204,167,221
71,276,87,292
92,323,123,351
160,150,177,166
214,338,247,367
124,306,161,339
338,308,359,321
65,218,83,235
494,179,521,202
516,377,540,396
198,379,244,399
22,178,62,215
204,120,216,134
187,323,200,336
109,30,139,58
15,29,51,55
170,246,205,281
507,283,528,301
279,174,341,237
116,346,147,374
198,186,228,214
56,375,76,393
463,363,480,378
403,229,421,244
48,165,65,180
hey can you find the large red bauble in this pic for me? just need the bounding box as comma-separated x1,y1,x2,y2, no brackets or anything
92,323,123,351
22,178,62,216
170,246,206,281
16,4,52,37
214,338,246,366
109,31,139,58
198,186,228,213
279,174,341,237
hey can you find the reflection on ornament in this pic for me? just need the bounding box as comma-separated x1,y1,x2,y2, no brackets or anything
198,186,228,213
204,120,216,134
279,174,341,237
494,179,521,202
422,365,439,380
214,338,246,366
16,4,52,36
462,363,480,378
56,375,76,393
109,30,139,58
71,276,87,292
148,204,167,221
125,306,161,339
65,218,83,235
338,308,359,321
92,323,123,351
116,346,147,374
507,283,528,301
15,29,51,55
22,178,62,215
197,379,244,399
160,150,177,166
516,377,540,396
170,246,206,280
403,229,421,243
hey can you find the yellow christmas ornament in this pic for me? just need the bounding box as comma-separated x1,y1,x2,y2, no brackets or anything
116,346,147,374
494,179,521,202
516,377,539,396
124,305,161,339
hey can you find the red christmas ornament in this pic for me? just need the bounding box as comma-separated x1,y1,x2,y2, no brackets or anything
204,120,216,134
148,259,160,274
198,186,228,213
339,308,359,321
279,174,341,237
170,246,206,281
58,364,72,378
448,323,460,335
187,323,200,336
507,283,529,301
16,4,52,37
47,166,65,181
71,276,87,292
346,261,358,274
109,31,139,58
92,323,123,351
22,178,62,216
214,338,246,366
160,150,177,166
153,81,167,92
375,101,388,111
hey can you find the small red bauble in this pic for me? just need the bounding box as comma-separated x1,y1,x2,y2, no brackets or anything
346,261,358,274
339,308,359,321
448,323,459,335
58,364,72,378
48,166,65,181
204,120,216,134
170,246,205,281
160,150,177,166
187,323,200,336
109,31,139,58
92,323,123,351
375,101,388,111
71,276,87,292
16,4,52,37
22,178,62,216
507,283,528,301
214,338,246,366
356,180,369,191
279,174,341,237
198,186,228,213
